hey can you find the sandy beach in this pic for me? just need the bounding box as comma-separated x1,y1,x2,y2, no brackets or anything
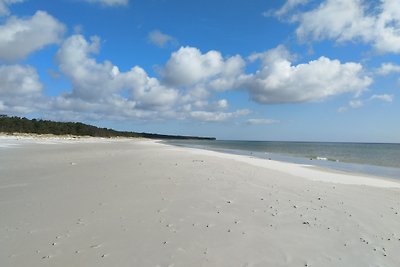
1,136,400,267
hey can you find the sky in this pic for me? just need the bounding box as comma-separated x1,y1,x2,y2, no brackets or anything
0,0,399,142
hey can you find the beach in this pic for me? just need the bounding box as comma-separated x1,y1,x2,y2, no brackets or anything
1,136,400,267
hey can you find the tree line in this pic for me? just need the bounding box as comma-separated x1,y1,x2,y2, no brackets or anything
0,115,215,140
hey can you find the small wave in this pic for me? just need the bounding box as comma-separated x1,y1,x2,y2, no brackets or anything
312,156,339,162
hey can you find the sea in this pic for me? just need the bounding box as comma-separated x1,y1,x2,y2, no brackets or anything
165,140,400,180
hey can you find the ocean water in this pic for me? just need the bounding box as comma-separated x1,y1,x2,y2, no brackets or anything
165,140,400,179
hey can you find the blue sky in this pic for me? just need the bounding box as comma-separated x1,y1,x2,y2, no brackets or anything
0,0,399,142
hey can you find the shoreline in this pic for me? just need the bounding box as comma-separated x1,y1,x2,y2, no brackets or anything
1,136,400,266
163,139,400,182
162,141,400,189
2,134,400,188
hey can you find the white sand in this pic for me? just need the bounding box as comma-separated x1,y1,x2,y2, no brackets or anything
1,136,400,267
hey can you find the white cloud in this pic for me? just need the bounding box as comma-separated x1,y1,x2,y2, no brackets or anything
180,86,210,106
3,24,376,124
51,94,146,121
337,99,364,113
161,46,244,88
349,99,363,108
56,34,178,114
0,0,24,16
56,34,118,101
190,109,250,122
0,10,65,62
123,66,178,110
274,0,309,17
162,46,224,86
296,0,373,42
0,64,43,114
148,30,176,47
294,0,400,54
216,99,228,109
377,63,400,75
369,94,394,102
54,42,374,121
242,45,372,104
84,0,128,6
0,64,42,96
52,36,253,123
208,55,246,91
338,94,393,113
247,118,279,125
191,99,229,112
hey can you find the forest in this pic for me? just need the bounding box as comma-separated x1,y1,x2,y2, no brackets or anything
0,115,215,140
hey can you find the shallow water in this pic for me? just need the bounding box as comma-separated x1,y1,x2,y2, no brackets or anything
165,140,400,180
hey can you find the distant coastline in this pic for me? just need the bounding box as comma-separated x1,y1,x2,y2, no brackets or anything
0,115,215,141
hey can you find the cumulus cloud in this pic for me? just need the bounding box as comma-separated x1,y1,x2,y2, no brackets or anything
56,34,178,115
52,41,375,121
180,86,210,106
377,63,400,75
208,55,246,91
0,10,65,62
51,36,253,122
148,30,176,47
247,118,279,125
50,94,147,121
0,0,24,16
293,0,400,54
57,34,121,101
0,64,43,113
161,46,245,88
84,0,128,6
0,64,42,96
242,45,372,104
0,23,375,124
122,66,178,110
161,47,224,86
